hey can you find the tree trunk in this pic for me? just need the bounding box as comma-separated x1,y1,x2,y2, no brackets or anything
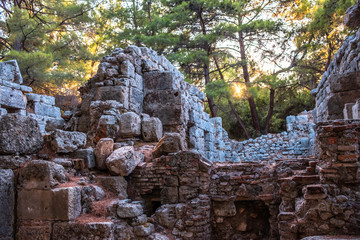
228,99,250,139
264,88,275,134
238,26,261,132
198,10,217,117
213,56,250,137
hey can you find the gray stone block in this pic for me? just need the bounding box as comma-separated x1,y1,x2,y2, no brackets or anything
0,60,23,84
120,60,135,78
28,102,61,118
0,85,26,110
95,138,114,170
144,71,180,91
0,114,43,155
26,93,41,102
0,169,14,240
40,95,56,105
95,86,129,109
96,176,128,199
119,112,141,137
0,155,31,170
71,147,96,169
47,130,87,153
106,146,144,176
117,199,143,218
141,117,163,142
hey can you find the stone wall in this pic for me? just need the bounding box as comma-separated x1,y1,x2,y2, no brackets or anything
313,28,360,122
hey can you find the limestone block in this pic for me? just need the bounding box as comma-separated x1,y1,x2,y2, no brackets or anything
0,79,21,89
131,73,143,89
45,118,65,132
114,221,134,240
20,85,32,93
114,77,130,86
95,86,129,109
52,222,114,240
0,60,23,84
133,223,155,237
0,169,14,240
96,176,128,199
117,199,143,218
119,112,141,137
0,114,43,154
143,71,181,91
0,155,31,169
155,205,177,229
129,87,143,113
344,103,355,119
0,85,26,109
120,60,135,78
27,102,61,118
19,160,68,190
329,72,360,93
71,147,96,169
142,117,163,142
106,146,144,176
17,187,81,221
352,99,360,119
153,132,186,157
95,138,114,170
40,95,56,105
48,130,86,153
0,108,7,116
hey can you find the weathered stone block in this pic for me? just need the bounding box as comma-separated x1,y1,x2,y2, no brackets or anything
95,86,129,109
17,187,81,221
95,138,114,170
0,169,14,240
134,223,155,237
0,85,26,109
106,146,144,176
344,103,355,119
329,72,360,93
71,147,96,168
0,60,23,84
96,176,128,199
119,112,141,137
26,93,41,102
117,200,143,218
144,71,180,91
28,102,61,118
120,60,135,78
40,95,56,105
0,155,31,169
0,114,43,154
153,132,186,157
352,99,360,119
19,160,68,190
155,205,177,229
48,130,86,153
344,3,360,28
142,117,163,142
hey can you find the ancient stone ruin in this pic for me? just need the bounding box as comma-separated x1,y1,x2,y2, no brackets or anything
1,2,360,240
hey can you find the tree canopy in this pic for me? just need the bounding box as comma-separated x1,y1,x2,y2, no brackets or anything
0,0,356,139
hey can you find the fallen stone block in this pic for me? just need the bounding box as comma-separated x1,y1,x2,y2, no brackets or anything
47,130,86,153
153,132,186,157
117,199,143,218
96,176,128,199
95,138,114,170
0,85,26,110
142,117,163,142
19,160,68,190
106,146,144,176
118,112,141,137
0,60,23,84
0,114,43,154
0,169,14,240
17,187,81,221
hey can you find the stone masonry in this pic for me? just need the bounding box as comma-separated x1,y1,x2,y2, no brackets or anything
0,2,360,239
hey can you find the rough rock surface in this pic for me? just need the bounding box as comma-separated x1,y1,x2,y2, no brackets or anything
106,146,144,176
19,160,68,190
117,199,143,218
142,116,163,141
95,138,114,170
118,112,141,138
47,129,86,153
0,114,43,154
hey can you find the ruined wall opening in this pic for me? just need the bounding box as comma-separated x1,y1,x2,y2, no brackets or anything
141,189,161,216
212,200,271,240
